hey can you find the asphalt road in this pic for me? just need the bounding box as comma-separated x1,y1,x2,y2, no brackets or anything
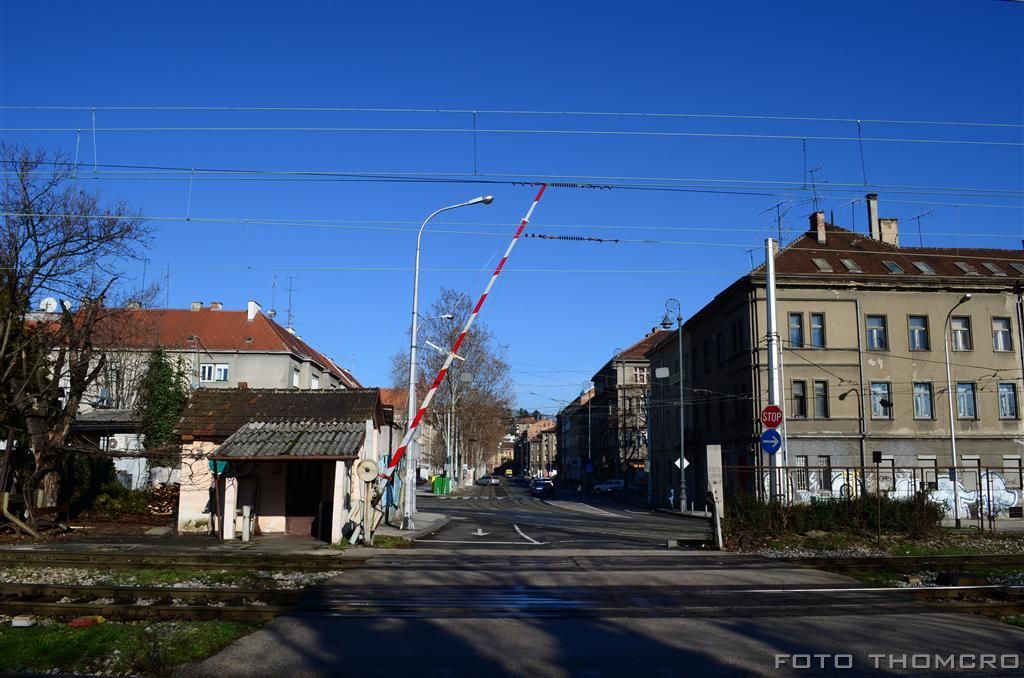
184,483,1024,678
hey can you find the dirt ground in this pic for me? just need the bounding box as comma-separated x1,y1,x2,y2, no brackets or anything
0,511,174,545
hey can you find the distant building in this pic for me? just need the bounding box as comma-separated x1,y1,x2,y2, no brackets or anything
556,388,593,484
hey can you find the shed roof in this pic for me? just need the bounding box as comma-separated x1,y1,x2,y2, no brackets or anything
211,420,365,460
175,387,382,439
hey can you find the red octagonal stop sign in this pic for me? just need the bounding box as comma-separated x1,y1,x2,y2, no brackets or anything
761,405,783,429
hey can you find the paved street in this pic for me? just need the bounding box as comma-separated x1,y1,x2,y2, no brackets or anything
182,483,1024,677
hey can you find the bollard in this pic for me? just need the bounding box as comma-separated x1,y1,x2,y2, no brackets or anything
242,505,251,542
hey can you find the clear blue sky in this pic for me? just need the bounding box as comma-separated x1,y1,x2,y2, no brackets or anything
2,0,1022,415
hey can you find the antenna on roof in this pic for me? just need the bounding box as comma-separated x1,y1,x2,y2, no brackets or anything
268,274,278,319
286,276,298,330
905,210,933,248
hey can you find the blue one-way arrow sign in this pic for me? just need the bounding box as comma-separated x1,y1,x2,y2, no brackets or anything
760,429,782,455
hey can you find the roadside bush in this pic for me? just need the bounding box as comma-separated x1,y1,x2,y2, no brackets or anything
724,493,942,548
92,482,153,516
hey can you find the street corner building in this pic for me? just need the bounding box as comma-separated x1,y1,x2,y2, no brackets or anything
173,387,395,543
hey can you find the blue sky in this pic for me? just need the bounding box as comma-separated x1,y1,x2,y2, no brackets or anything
1,0,1022,415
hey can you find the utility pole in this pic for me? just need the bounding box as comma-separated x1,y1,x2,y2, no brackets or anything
765,238,781,501
286,276,298,330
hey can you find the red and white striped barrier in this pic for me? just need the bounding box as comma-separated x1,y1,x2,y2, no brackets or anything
382,184,548,481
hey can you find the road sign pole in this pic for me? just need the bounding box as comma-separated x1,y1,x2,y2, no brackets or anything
765,238,781,502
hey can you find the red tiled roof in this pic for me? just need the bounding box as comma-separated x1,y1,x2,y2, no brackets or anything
618,330,673,360
771,224,1024,280
378,387,409,411
94,307,360,385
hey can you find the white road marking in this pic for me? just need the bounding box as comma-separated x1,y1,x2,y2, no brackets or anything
513,523,541,544
543,500,631,519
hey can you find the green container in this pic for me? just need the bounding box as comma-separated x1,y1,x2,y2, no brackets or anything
432,476,451,495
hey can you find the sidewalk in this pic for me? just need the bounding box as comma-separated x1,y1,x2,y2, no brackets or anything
374,510,450,541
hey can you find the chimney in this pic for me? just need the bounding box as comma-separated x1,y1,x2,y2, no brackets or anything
238,381,248,390
210,301,223,311
809,212,827,245
879,218,900,247
246,300,261,321
191,301,203,311
866,193,881,240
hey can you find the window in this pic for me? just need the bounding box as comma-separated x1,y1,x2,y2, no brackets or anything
812,258,833,272
794,455,809,491
871,382,893,419
633,367,649,384
913,261,936,274
292,369,301,388
866,315,888,350
993,317,1012,352
956,383,977,419
951,316,972,351
982,262,1007,276
841,259,862,272
810,313,825,348
954,261,979,275
883,261,905,274
908,315,930,351
311,374,320,389
214,364,229,382
913,383,934,419
816,455,831,490
199,364,214,382
999,383,1018,419
791,381,807,418
813,380,829,418
1011,263,1024,276
789,313,804,348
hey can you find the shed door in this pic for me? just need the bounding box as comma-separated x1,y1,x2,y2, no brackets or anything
285,461,322,535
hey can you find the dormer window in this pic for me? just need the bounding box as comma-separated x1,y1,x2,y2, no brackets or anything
913,262,935,274
883,261,904,274
954,261,979,275
1010,263,1024,276
812,258,833,272
982,262,1007,276
841,259,862,272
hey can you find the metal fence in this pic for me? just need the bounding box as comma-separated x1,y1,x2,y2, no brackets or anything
723,462,1024,529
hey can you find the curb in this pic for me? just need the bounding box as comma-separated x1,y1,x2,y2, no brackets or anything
654,508,713,520
377,514,452,542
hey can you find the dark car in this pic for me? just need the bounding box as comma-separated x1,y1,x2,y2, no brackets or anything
529,478,555,498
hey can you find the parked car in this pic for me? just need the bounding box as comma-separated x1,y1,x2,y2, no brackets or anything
529,478,555,498
475,475,501,486
593,479,625,496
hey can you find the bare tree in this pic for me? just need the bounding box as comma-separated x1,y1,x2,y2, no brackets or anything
0,144,149,518
390,287,513,474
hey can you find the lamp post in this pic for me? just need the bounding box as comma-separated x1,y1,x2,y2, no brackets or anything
581,381,593,490
943,293,972,529
663,298,686,511
404,196,494,530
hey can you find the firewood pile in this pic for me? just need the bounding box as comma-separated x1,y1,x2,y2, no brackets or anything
148,484,178,516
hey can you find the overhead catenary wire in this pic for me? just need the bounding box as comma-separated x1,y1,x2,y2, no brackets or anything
3,104,1021,128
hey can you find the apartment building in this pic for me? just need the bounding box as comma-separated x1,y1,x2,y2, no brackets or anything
651,195,1024,513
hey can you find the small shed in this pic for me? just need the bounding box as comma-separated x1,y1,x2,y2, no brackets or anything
174,387,390,543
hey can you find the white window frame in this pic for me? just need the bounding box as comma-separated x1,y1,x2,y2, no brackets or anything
908,315,929,351
866,315,888,351
951,316,972,351
956,382,978,420
913,382,933,420
214,364,229,382
998,382,1018,420
870,382,893,419
311,374,321,390
199,364,215,382
992,317,1013,352
292,369,301,388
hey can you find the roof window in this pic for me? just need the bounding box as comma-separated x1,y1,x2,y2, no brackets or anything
812,258,833,272
840,259,862,272
982,262,1007,276
883,261,905,274
954,261,979,275
1010,263,1024,276
913,261,936,275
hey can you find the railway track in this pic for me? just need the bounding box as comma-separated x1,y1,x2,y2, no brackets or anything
2,580,1021,622
0,549,364,571
782,553,1024,572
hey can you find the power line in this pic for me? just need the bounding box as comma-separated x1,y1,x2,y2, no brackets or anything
5,125,1021,147
3,104,1020,128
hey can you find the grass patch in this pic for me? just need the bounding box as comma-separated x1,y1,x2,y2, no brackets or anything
0,620,255,676
841,569,902,587
1004,615,1024,630
125,568,255,587
370,535,415,549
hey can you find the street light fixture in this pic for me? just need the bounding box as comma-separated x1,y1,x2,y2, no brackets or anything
943,292,972,528
404,196,494,530
663,298,686,511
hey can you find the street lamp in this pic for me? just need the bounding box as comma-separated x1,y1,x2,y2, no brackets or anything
662,298,686,511
404,196,494,530
943,292,972,528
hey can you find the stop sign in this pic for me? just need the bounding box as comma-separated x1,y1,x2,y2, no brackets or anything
761,405,784,429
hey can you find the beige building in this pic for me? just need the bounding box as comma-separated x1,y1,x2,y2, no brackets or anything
648,195,1024,517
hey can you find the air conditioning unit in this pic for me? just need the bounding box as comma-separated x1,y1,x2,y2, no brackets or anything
106,438,118,450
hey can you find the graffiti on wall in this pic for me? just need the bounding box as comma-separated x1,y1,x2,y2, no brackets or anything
763,467,1022,519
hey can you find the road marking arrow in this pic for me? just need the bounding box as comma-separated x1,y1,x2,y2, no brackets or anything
472,528,491,537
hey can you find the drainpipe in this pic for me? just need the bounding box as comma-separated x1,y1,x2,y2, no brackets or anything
854,297,868,495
